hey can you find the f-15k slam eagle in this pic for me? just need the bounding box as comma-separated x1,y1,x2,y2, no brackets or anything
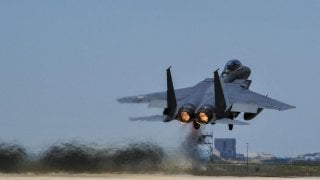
118,60,295,130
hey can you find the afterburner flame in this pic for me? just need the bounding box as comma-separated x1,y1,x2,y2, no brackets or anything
198,112,209,123
179,111,191,122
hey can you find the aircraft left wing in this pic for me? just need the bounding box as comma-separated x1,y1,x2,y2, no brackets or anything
118,77,212,108
117,87,194,108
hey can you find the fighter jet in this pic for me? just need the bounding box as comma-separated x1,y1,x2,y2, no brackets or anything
118,60,295,130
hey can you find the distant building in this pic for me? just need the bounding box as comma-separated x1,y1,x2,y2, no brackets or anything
249,152,275,161
214,138,236,159
297,153,320,161
236,153,245,161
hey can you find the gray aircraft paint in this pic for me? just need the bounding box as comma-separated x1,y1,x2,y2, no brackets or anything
118,60,295,130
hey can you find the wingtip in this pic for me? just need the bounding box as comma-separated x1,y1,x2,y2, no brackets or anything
129,117,139,121
116,97,124,103
289,105,296,109
278,104,296,111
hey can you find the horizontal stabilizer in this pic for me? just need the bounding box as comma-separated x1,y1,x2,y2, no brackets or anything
215,118,249,125
129,115,165,122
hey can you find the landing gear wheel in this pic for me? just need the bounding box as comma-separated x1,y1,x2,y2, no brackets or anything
228,124,233,131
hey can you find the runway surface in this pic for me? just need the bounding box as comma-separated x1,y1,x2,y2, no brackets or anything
0,174,319,180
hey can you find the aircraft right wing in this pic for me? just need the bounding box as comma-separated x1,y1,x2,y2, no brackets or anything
225,82,295,112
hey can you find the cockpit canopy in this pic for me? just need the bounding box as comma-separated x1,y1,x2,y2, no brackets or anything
225,59,242,72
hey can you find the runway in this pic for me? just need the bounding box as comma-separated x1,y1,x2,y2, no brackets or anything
0,174,318,180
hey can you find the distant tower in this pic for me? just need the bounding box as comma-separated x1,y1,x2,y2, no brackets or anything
214,138,236,159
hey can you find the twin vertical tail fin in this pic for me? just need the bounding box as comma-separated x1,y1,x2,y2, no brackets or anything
214,70,233,130
164,68,225,120
163,66,177,120
214,69,227,119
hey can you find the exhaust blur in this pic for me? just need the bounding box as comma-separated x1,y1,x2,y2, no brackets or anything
0,143,26,172
39,141,165,172
0,138,204,173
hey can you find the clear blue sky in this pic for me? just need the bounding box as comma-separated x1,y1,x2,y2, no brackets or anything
0,0,319,156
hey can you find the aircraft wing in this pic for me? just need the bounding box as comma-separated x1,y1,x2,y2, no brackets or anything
117,78,212,108
118,77,295,112
226,83,295,112
117,87,194,108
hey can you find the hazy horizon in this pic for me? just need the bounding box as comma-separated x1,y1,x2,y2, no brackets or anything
0,0,320,156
